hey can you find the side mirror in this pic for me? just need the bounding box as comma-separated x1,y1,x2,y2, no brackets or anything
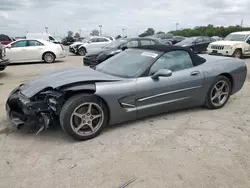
151,69,172,79
247,38,250,44
121,45,128,51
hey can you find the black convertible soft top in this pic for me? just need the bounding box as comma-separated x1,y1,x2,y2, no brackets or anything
135,45,206,66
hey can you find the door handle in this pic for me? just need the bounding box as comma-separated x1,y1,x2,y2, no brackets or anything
190,71,200,76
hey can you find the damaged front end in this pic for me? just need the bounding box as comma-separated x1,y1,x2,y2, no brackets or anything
6,84,65,134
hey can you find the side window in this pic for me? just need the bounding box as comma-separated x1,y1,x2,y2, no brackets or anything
89,38,98,43
28,40,43,46
195,37,203,43
97,38,109,42
11,40,27,48
49,36,55,41
203,37,211,42
141,40,151,46
126,40,139,47
150,40,157,45
149,50,193,75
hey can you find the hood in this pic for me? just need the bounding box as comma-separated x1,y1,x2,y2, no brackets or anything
70,42,84,47
210,40,244,46
21,67,122,98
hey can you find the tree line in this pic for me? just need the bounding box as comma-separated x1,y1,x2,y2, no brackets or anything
139,25,250,38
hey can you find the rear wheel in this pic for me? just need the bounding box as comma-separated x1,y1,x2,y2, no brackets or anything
232,49,242,59
59,94,109,141
205,76,231,109
43,52,55,63
77,47,86,56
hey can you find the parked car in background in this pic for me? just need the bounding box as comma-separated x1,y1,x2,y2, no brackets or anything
153,33,174,44
172,36,186,45
0,43,10,71
0,34,13,45
207,31,250,58
83,37,161,67
175,36,214,53
5,39,66,63
211,36,222,41
69,36,113,56
26,33,60,44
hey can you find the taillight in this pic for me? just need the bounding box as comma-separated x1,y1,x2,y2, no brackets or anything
60,44,64,50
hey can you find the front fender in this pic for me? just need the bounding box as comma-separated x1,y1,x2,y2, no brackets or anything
59,83,96,92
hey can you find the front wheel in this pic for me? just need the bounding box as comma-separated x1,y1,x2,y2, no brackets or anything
204,76,231,109
77,48,86,56
59,94,109,141
232,49,242,59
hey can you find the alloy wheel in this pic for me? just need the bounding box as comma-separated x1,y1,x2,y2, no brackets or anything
210,80,230,107
70,102,104,136
78,48,86,56
44,53,54,63
234,51,241,58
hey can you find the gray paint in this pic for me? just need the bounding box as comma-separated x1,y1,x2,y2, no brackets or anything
18,53,247,126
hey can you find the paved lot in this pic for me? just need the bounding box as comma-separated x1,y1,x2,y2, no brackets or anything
0,50,250,188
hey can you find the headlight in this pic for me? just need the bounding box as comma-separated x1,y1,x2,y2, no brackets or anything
224,45,233,50
181,44,188,47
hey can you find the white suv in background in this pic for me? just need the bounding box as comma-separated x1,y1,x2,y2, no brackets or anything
207,31,250,58
69,36,113,56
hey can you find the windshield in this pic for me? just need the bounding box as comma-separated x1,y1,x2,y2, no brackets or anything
102,39,126,49
176,37,197,45
224,34,248,41
96,49,161,78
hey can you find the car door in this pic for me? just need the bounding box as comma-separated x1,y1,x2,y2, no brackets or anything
6,40,28,62
136,50,205,118
26,40,46,61
202,37,212,51
96,38,111,48
85,38,99,50
193,37,204,52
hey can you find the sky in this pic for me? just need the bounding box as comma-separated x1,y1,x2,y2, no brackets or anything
0,0,250,37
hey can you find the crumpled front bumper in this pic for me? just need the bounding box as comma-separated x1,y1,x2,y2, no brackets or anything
69,46,77,54
6,85,51,131
0,59,10,71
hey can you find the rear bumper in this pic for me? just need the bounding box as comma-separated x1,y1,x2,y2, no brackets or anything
0,59,10,71
56,51,66,59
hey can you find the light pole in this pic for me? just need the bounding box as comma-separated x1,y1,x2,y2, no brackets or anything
176,23,179,31
45,27,48,34
122,28,125,37
99,25,102,36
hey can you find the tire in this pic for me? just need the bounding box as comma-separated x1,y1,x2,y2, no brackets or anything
59,94,109,141
77,47,86,56
204,75,232,109
232,49,242,59
43,52,55,63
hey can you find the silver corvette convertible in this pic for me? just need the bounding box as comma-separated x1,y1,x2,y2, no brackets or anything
6,45,247,140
